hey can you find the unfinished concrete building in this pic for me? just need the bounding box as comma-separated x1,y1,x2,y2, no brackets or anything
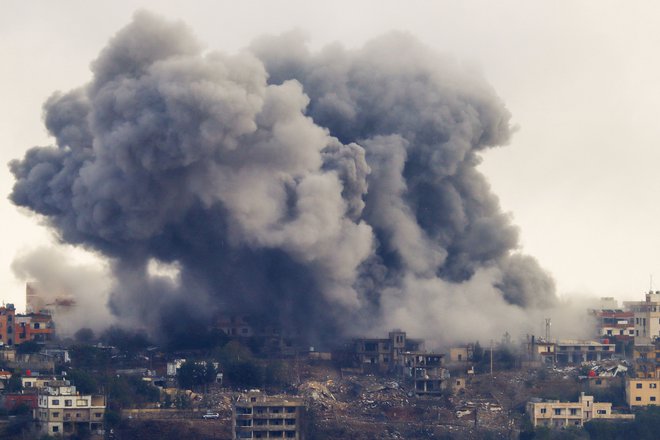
353,330,424,372
555,340,615,364
232,391,305,439
401,352,449,396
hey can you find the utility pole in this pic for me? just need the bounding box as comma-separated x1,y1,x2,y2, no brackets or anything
490,339,493,376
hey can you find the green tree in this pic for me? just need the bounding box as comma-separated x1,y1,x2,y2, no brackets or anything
7,374,22,392
66,369,98,394
472,341,484,363
101,326,151,354
70,345,112,370
176,361,217,390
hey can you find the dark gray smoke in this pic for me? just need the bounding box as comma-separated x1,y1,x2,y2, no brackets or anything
9,11,559,347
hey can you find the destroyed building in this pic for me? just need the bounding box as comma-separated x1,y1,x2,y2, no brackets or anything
352,330,424,373
401,352,449,396
554,340,615,364
232,391,305,439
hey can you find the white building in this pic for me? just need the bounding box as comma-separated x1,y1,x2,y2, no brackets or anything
35,380,106,437
624,291,660,344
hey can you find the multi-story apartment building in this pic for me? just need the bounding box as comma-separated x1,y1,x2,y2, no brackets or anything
555,340,615,364
401,352,448,396
624,291,660,344
232,391,305,439
631,340,660,378
353,330,424,372
527,393,633,428
0,304,54,346
593,309,634,342
35,380,106,437
626,377,660,407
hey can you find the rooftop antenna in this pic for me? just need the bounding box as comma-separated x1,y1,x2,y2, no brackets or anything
545,318,552,341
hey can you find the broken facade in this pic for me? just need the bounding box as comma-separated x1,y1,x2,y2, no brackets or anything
353,330,424,373
401,352,449,396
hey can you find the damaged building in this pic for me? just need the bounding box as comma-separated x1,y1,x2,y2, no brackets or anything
352,330,424,373
351,331,449,396
401,352,449,396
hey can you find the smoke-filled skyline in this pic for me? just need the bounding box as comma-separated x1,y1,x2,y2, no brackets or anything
7,11,587,347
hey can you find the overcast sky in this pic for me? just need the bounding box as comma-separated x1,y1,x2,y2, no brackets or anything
2,0,660,310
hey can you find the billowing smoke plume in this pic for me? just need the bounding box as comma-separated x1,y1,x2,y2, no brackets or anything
11,246,115,336
10,11,572,347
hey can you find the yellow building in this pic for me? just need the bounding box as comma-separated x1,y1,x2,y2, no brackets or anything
527,393,633,429
626,378,660,407
449,347,471,363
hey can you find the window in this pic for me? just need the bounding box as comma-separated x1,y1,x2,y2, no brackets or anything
34,323,40,329
540,408,547,414
636,397,642,401
597,410,606,415
53,412,59,418
52,399,59,405
52,426,59,433
65,400,72,407
554,409,561,415
595,379,602,385
637,383,643,389
651,397,656,402
650,383,657,389
570,409,577,416
95,413,102,418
